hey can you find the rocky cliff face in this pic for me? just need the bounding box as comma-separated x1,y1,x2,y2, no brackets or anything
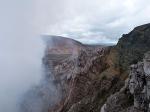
43,36,124,112
116,23,150,70
42,23,150,112
100,23,150,112
101,51,150,112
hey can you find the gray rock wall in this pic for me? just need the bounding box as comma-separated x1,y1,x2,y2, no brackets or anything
101,51,150,112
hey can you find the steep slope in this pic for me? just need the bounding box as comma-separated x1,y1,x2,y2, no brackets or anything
105,23,150,80
101,23,150,112
43,36,123,112
42,23,150,112
116,23,150,70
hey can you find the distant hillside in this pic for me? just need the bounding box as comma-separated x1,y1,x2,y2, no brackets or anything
43,35,84,55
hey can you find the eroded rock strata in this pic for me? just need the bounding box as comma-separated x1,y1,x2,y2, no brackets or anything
41,23,150,112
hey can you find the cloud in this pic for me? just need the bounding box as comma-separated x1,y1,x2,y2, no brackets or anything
43,0,150,44
0,1,44,112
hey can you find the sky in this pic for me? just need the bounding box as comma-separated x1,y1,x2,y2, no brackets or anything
41,0,150,44
0,0,150,112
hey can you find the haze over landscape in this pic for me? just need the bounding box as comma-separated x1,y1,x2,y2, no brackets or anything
0,0,150,112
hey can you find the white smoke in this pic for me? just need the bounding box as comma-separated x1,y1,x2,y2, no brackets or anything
19,38,62,112
0,0,63,112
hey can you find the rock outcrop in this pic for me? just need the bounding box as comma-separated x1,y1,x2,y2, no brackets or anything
101,51,150,112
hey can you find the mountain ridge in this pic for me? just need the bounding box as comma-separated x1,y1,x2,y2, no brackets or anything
44,23,150,112
21,23,150,112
